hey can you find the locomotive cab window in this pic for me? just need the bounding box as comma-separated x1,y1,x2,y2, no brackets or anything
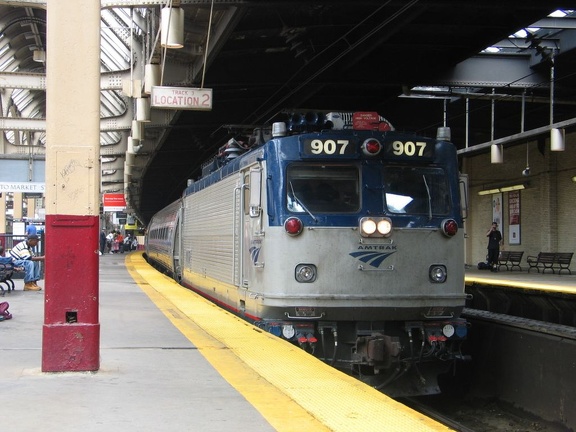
384,166,450,215
287,164,359,213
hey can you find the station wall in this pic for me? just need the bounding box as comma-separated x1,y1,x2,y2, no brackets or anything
463,130,576,267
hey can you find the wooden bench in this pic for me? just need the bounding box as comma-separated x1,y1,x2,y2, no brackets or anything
527,252,573,274
497,251,524,271
555,252,574,275
0,263,16,296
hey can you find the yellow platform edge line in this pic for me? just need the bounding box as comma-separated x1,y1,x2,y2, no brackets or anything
126,253,453,432
465,276,576,293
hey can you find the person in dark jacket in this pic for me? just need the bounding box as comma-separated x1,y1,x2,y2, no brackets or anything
486,221,503,271
99,229,107,255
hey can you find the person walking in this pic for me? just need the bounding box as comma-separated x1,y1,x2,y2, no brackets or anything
99,229,107,255
9,234,45,290
486,221,503,272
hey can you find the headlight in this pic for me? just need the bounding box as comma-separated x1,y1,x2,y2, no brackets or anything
295,264,317,283
377,219,392,235
282,325,296,339
429,265,447,283
361,218,377,235
360,217,392,237
442,324,455,338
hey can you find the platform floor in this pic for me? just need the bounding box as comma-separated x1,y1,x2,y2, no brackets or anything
0,252,451,432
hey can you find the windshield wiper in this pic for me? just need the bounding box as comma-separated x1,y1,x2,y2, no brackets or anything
422,175,433,220
289,181,317,222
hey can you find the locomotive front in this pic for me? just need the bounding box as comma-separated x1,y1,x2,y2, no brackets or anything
248,112,469,396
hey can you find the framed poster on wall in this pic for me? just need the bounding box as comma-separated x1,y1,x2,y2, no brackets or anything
508,190,521,244
492,193,503,238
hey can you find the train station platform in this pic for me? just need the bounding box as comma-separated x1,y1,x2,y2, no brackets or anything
465,265,576,326
466,266,576,293
0,252,451,432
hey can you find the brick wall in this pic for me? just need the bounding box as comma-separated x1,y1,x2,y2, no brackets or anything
463,130,575,267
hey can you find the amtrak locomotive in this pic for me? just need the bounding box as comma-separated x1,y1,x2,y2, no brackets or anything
145,111,469,396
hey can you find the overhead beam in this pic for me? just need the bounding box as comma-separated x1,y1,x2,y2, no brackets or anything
457,116,576,156
428,55,548,88
0,104,177,131
0,70,125,90
532,17,576,30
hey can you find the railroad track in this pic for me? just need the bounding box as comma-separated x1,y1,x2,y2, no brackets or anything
399,394,568,432
413,308,576,432
398,397,476,432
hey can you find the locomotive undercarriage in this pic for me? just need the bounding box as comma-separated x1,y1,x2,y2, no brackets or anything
257,318,469,397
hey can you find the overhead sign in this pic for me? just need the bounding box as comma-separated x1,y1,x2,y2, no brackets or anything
103,193,126,212
0,182,45,193
151,86,212,111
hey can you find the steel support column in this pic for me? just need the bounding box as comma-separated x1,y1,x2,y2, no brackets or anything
42,0,101,371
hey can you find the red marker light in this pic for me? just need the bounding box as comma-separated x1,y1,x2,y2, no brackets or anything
284,217,303,235
442,219,458,237
361,138,382,156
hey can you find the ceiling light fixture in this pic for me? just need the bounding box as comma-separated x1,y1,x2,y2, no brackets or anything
32,49,45,62
551,127,565,151
549,51,565,151
500,184,526,192
161,6,184,49
490,144,503,164
478,183,527,195
478,188,501,196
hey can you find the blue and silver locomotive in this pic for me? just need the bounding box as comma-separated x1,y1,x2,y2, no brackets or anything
145,111,468,396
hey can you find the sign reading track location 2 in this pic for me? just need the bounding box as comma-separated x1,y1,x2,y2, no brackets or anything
151,86,212,111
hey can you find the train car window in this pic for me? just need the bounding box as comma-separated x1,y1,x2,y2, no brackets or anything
383,166,450,215
287,164,360,213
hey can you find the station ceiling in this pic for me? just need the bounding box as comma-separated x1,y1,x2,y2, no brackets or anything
1,1,576,224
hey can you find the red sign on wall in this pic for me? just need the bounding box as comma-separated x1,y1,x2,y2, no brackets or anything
103,193,126,212
508,190,521,245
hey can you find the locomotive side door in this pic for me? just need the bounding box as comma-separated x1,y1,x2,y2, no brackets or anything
238,164,264,295
172,206,183,282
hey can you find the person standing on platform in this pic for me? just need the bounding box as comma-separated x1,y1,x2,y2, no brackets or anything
486,221,503,272
116,231,124,253
9,234,45,290
99,229,107,255
123,233,132,253
131,235,138,251
106,231,114,253
26,223,37,237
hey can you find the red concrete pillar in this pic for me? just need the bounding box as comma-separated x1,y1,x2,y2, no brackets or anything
42,0,101,371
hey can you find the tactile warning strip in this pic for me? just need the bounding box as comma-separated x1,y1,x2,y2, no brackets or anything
126,253,452,432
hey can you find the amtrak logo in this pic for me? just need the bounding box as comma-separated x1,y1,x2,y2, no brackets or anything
349,250,397,268
249,246,261,265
